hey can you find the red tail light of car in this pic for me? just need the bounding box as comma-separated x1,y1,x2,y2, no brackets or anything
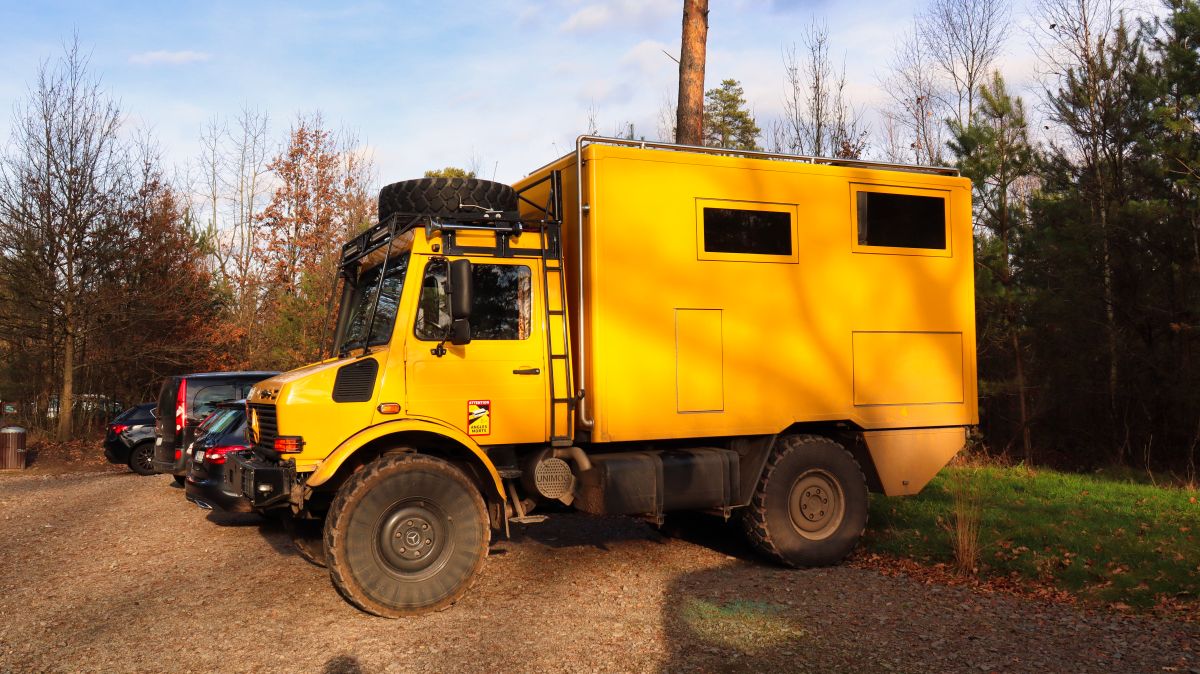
111,423,129,435
203,445,248,466
175,378,187,434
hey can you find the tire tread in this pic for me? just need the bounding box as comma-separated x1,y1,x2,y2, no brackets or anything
740,434,868,567
324,453,489,618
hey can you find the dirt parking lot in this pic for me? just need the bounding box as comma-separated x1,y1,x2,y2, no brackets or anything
0,468,1197,674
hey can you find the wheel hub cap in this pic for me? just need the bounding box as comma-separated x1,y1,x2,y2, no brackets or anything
788,470,845,540
377,502,448,574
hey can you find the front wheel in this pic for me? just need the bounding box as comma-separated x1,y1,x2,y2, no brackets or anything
324,454,489,617
741,434,868,567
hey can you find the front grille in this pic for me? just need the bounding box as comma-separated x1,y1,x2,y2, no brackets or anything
248,403,278,453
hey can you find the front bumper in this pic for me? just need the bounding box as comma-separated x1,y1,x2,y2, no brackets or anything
224,451,295,509
185,477,254,513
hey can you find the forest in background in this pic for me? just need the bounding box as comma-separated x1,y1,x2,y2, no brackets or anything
0,0,1196,479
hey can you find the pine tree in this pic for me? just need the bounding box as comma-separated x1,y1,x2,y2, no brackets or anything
949,72,1036,460
703,79,761,150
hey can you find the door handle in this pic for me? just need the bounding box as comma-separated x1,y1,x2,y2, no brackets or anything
512,367,541,375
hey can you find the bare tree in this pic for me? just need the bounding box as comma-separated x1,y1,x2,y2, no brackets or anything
228,106,271,364
657,91,677,142
882,23,947,165
781,22,869,159
196,115,228,277
879,110,910,163
676,0,709,145
921,0,1010,127
0,40,128,439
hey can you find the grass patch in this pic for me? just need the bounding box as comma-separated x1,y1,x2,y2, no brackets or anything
865,465,1200,610
680,599,806,653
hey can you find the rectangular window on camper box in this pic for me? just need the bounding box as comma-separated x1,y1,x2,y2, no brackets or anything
696,199,799,263
852,186,950,255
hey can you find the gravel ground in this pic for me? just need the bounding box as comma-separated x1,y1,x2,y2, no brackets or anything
0,469,1196,674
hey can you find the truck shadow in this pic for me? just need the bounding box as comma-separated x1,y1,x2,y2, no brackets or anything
205,510,303,560
505,509,759,559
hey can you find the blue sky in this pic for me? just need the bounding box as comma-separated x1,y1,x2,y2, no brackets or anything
0,0,1043,186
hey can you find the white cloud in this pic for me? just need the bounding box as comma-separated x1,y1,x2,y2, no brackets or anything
129,50,211,66
620,39,673,75
560,0,676,33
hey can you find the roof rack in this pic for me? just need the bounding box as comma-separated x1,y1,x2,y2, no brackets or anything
525,135,960,178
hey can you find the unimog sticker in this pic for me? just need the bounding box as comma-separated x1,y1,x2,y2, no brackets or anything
467,400,491,436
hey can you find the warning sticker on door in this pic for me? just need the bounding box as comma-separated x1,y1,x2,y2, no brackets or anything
467,400,491,436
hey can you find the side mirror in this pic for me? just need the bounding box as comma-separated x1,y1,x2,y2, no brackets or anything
449,318,471,345
449,259,473,321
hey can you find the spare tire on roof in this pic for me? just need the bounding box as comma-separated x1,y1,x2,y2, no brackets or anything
378,178,518,222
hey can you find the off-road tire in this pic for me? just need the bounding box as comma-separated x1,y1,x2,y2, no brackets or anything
378,178,518,222
324,453,489,618
285,517,328,568
127,442,156,476
740,434,868,567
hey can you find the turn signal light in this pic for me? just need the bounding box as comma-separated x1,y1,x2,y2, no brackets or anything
274,436,305,453
377,402,401,415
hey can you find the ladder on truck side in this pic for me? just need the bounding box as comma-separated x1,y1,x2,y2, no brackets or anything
537,171,575,446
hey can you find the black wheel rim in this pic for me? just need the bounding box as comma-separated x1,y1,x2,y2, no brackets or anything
132,446,154,473
373,498,454,581
787,469,845,540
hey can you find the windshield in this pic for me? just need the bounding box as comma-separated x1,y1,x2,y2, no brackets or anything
337,252,411,355
204,409,244,438
197,408,230,433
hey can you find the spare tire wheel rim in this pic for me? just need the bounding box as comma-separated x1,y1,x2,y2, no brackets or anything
374,498,453,581
788,469,845,540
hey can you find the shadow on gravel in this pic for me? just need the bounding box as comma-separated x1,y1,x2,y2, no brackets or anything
205,510,302,560
322,654,368,674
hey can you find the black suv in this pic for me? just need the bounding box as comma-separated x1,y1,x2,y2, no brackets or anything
103,402,158,475
152,371,278,481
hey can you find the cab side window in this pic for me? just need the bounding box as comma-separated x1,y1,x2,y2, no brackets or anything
415,263,531,341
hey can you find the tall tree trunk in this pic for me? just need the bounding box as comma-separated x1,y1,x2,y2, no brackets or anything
675,0,708,146
1098,202,1121,463
57,305,75,441
1012,330,1032,463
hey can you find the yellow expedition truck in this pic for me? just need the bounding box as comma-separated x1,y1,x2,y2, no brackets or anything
226,137,977,617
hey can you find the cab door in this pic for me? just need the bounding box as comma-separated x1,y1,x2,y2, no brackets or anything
404,256,547,444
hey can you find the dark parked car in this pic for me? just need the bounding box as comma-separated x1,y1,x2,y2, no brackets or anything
103,403,158,475
185,400,252,512
152,371,278,482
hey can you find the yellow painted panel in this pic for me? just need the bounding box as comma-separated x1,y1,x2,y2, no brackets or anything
676,309,723,412
853,332,964,406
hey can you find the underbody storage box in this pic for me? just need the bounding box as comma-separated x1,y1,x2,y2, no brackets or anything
576,447,739,516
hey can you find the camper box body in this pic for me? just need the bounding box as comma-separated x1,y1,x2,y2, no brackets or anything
517,143,977,495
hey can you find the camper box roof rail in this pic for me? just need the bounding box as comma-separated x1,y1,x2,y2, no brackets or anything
525,135,961,178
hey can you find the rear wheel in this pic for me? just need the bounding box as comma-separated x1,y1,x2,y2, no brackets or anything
127,442,155,476
285,517,328,568
741,434,868,567
324,453,489,617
